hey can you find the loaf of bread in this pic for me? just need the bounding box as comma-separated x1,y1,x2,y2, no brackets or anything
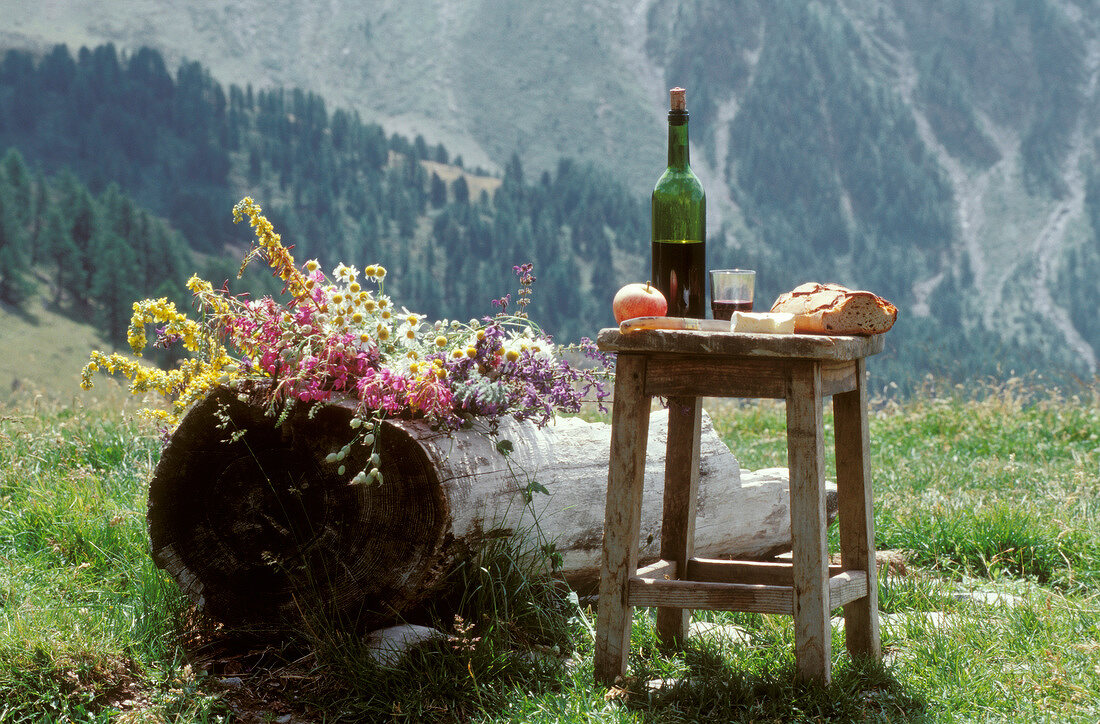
770,282,897,335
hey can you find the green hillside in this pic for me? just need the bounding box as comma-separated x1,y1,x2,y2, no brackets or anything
1,9,1098,392
0,44,647,349
0,294,127,404
6,0,1092,381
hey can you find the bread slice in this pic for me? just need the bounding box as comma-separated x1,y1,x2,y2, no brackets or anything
769,282,897,335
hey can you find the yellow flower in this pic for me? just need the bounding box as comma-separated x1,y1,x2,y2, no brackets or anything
381,309,391,320
405,328,416,340
351,312,364,324
186,275,212,294
233,197,309,309
378,326,390,341
466,346,477,358
434,335,447,347
506,349,520,362
306,260,320,272
406,314,419,326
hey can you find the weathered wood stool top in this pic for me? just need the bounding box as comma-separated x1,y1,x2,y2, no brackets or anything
594,327,885,685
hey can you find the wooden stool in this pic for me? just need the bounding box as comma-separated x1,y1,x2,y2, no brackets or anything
593,328,885,685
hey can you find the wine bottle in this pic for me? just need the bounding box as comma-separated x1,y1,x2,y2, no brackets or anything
652,87,706,318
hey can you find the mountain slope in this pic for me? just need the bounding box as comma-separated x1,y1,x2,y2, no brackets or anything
0,0,666,187
2,0,1097,378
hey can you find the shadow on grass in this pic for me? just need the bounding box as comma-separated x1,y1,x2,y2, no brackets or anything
617,649,930,723
175,612,930,723
1,297,39,325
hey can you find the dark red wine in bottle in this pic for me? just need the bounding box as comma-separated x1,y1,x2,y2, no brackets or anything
652,87,706,318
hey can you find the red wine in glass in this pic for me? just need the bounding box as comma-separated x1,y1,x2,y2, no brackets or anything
711,299,753,321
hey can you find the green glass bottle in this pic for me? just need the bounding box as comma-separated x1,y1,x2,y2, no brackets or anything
652,87,706,318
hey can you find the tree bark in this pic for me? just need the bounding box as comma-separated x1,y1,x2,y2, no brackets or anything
148,386,826,630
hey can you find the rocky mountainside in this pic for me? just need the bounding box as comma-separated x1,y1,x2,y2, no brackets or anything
3,0,1098,377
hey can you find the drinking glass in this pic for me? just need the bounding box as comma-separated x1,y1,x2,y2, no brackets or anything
709,269,755,321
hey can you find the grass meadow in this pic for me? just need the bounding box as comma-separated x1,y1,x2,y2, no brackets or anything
1,377,1098,722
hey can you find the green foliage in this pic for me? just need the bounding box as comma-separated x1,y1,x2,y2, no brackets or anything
868,381,1100,602
896,0,1086,196
672,0,1091,389
0,149,35,304
4,383,1100,719
0,44,647,344
728,3,954,310
1057,166,1100,356
869,314,1086,397
915,50,1001,167
0,403,228,720
1017,0,1087,197
619,641,923,723
647,0,765,160
295,514,578,722
880,503,1099,585
0,156,195,338
0,33,1093,388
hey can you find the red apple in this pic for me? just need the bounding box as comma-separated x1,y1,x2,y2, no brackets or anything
612,281,667,323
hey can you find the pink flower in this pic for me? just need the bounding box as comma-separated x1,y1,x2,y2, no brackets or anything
408,376,456,423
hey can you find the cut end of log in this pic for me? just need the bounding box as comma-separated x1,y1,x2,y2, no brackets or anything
147,387,452,630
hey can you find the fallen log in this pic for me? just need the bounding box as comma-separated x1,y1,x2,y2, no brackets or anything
148,386,831,630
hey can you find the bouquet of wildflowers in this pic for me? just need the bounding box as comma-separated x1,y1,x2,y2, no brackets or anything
82,198,613,484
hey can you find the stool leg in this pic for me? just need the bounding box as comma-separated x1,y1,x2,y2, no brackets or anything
786,362,831,684
834,358,881,662
595,354,650,686
655,396,702,647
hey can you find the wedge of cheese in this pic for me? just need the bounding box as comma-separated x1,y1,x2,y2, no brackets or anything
730,311,796,334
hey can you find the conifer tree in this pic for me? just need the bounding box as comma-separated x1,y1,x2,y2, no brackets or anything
89,228,140,342
1,148,32,227
0,181,33,304
429,171,447,208
38,204,77,306
56,170,97,313
452,175,470,205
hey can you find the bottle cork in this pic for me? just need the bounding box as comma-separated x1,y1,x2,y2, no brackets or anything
669,87,686,111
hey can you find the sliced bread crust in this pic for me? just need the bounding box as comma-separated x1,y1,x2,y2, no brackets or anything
770,282,897,335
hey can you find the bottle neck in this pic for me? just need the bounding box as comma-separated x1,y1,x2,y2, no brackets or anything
667,110,690,169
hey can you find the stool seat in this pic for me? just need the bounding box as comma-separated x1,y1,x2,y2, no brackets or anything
593,328,884,685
